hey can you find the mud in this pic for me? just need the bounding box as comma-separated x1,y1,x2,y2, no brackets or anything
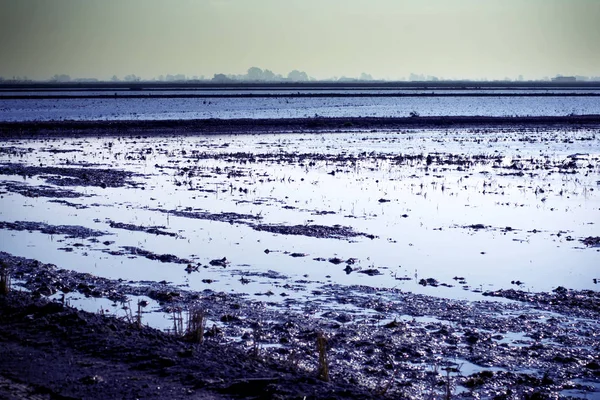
581,236,600,247
151,208,262,225
106,246,195,266
0,220,108,239
251,223,376,240
0,291,375,400
1,115,600,138
0,181,87,198
152,208,375,240
108,220,178,237
482,287,600,318
47,199,90,208
0,163,139,188
1,251,599,399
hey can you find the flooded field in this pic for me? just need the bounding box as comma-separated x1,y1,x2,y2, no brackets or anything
1,94,600,122
1,128,599,296
1,122,599,398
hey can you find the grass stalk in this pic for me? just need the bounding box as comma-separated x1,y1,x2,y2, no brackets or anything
185,307,206,343
1,263,11,296
316,331,329,382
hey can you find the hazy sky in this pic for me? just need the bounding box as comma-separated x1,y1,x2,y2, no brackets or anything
1,0,599,80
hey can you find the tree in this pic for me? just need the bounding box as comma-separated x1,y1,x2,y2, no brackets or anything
123,74,141,82
262,69,276,81
51,74,71,82
247,67,264,81
212,73,231,83
287,70,309,82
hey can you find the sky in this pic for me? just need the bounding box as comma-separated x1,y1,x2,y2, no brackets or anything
0,0,599,81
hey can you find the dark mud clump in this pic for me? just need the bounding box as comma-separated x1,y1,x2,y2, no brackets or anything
483,286,600,318
106,246,193,265
109,221,177,237
153,208,376,240
48,199,90,209
0,163,139,188
581,236,600,247
0,220,108,239
251,223,376,240
151,208,261,224
1,251,126,301
0,181,88,198
2,115,600,138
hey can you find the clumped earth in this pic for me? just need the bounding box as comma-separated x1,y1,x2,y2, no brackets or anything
251,223,376,240
108,220,178,237
150,208,375,240
0,181,87,198
1,251,599,399
1,115,600,138
0,163,139,188
106,246,194,265
0,291,377,400
0,220,108,239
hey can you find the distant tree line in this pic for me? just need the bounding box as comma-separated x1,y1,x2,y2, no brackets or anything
211,67,313,83
2,70,600,84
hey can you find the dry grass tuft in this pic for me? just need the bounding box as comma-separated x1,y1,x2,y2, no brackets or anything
185,307,206,343
0,262,11,296
316,331,329,382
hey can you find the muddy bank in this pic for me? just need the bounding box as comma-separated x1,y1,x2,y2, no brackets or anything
251,223,376,240
108,220,178,237
0,163,139,188
483,287,600,318
1,115,600,138
0,221,108,239
153,208,375,240
1,251,599,399
0,291,378,400
0,181,88,198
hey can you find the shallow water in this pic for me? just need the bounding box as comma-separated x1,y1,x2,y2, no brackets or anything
1,94,600,121
2,88,599,97
1,129,598,306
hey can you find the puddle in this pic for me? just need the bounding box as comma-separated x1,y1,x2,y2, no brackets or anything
561,379,600,399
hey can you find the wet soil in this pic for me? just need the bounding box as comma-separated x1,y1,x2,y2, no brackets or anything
108,221,178,237
106,246,195,266
0,181,87,198
0,221,108,239
0,163,139,188
1,251,599,399
151,209,375,240
581,236,600,247
251,223,376,240
0,291,378,400
1,115,600,138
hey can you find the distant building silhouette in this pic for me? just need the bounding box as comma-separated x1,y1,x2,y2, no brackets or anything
552,76,576,82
